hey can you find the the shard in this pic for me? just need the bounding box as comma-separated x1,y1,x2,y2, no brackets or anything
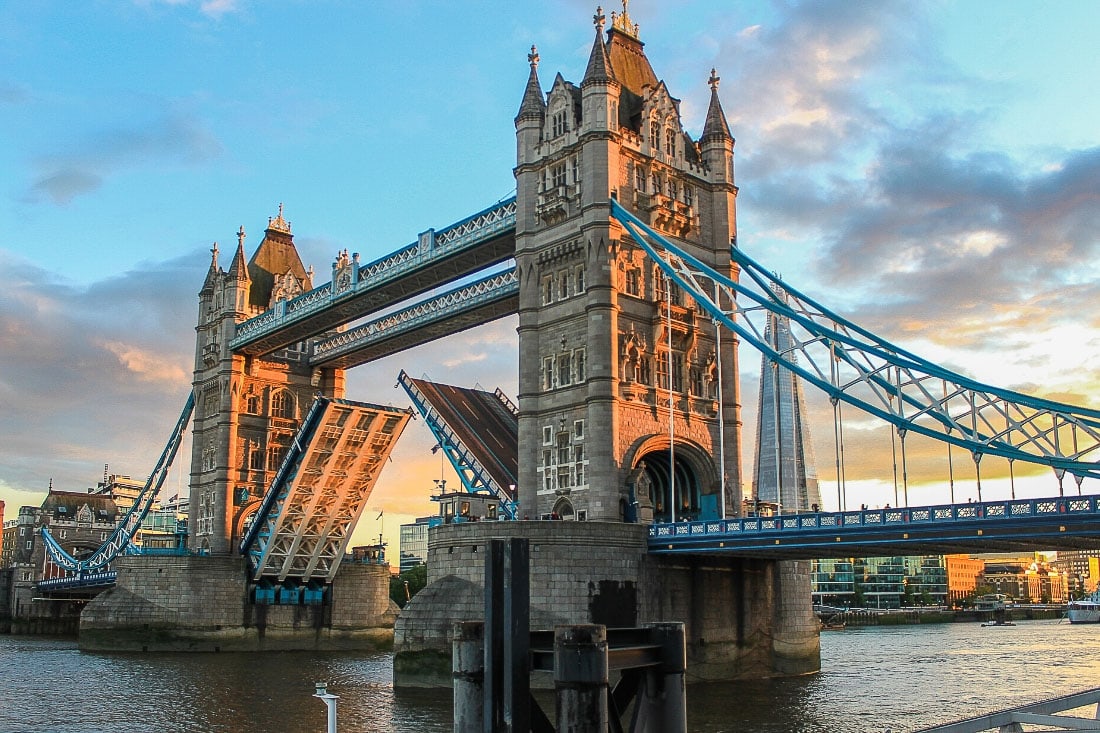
752,287,822,513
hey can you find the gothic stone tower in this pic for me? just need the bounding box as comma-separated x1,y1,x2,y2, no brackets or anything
514,7,742,523
190,208,346,555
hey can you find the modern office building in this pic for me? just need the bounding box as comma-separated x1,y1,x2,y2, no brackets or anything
945,554,984,603
1051,549,1100,595
398,517,431,573
812,555,948,608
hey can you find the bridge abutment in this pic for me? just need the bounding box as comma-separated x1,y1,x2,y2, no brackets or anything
79,555,397,652
393,522,819,686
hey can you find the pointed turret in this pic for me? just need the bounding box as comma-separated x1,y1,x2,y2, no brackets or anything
227,226,250,282
701,68,733,144
201,242,220,294
582,7,614,86
515,45,546,124
247,204,310,309
516,46,546,169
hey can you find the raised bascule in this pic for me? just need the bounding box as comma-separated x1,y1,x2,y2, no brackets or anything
46,2,1100,681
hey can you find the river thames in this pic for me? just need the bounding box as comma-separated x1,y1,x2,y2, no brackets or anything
2,620,1098,732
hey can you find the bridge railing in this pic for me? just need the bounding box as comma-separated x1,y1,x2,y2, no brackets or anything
231,197,517,348
649,497,1099,540
37,571,118,591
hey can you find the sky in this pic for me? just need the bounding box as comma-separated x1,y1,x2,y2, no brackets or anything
1,1,1099,553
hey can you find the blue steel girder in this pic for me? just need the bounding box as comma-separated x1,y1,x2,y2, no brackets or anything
241,396,412,583
230,198,517,356
309,268,518,369
609,198,1100,482
646,497,1100,554
398,371,518,519
649,496,1100,559
40,392,195,575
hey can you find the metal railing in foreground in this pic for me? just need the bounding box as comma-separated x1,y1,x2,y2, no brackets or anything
915,686,1100,732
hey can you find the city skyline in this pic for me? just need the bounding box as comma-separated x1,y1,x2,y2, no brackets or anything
2,1,1098,550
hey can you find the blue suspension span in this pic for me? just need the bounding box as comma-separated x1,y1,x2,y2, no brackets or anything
40,392,195,576
609,198,1100,482
397,370,519,519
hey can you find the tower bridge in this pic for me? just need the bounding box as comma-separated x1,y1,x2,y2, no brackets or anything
54,3,1096,682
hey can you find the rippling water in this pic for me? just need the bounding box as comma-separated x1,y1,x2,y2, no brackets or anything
2,621,1098,732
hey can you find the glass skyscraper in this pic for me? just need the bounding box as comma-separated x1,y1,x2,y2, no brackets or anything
751,287,822,513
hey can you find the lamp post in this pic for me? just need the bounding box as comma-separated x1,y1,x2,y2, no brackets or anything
314,682,338,733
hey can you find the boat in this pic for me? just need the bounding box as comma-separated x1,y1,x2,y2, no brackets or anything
980,620,1016,627
1068,590,1100,624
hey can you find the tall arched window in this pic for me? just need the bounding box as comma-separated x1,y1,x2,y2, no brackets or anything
270,390,294,419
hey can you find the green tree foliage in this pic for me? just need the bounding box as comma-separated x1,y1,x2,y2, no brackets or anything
390,564,428,608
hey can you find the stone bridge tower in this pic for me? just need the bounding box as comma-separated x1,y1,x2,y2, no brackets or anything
514,6,742,523
189,208,346,555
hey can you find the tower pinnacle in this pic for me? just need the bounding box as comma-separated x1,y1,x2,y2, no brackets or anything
516,45,547,123
611,0,639,38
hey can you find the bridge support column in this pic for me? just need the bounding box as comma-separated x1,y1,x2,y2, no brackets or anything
554,624,609,733
452,621,485,732
395,522,820,687
632,623,687,733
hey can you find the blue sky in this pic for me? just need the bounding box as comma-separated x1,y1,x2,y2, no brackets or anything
2,1,1099,549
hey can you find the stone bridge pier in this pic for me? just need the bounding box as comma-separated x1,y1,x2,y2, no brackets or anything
393,521,818,686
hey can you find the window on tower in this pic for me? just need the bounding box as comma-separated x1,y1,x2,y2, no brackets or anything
552,110,569,137
551,162,567,190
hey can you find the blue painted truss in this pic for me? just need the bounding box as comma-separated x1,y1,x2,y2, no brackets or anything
649,496,1100,558
39,392,194,576
610,198,1100,483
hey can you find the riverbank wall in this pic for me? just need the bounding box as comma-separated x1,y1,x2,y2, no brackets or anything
822,607,1065,627
393,521,820,686
79,555,397,652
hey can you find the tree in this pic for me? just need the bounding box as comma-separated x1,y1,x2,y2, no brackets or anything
389,564,428,608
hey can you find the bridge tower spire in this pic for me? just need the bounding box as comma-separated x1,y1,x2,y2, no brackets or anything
189,206,345,555
513,6,742,523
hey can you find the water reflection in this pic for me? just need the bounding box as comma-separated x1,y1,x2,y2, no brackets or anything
1,621,1098,732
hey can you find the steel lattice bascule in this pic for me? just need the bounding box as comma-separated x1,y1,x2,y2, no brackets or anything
610,198,1100,486
239,396,411,589
39,393,195,579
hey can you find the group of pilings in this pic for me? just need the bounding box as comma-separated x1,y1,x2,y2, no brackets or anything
455,538,687,732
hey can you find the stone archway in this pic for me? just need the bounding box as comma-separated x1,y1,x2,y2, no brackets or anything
552,496,575,520
627,438,717,524
234,499,263,546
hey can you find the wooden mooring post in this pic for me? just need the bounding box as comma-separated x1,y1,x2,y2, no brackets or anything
453,538,687,732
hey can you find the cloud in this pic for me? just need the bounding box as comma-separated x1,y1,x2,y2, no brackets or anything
24,112,223,205
0,250,203,499
133,0,243,19
0,83,30,105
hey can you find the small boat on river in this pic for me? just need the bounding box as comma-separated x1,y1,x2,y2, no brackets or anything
1068,590,1100,624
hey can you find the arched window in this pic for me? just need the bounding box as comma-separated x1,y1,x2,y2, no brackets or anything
270,390,294,419
552,497,575,520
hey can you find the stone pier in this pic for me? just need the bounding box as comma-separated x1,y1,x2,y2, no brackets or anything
80,555,397,652
393,521,819,686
